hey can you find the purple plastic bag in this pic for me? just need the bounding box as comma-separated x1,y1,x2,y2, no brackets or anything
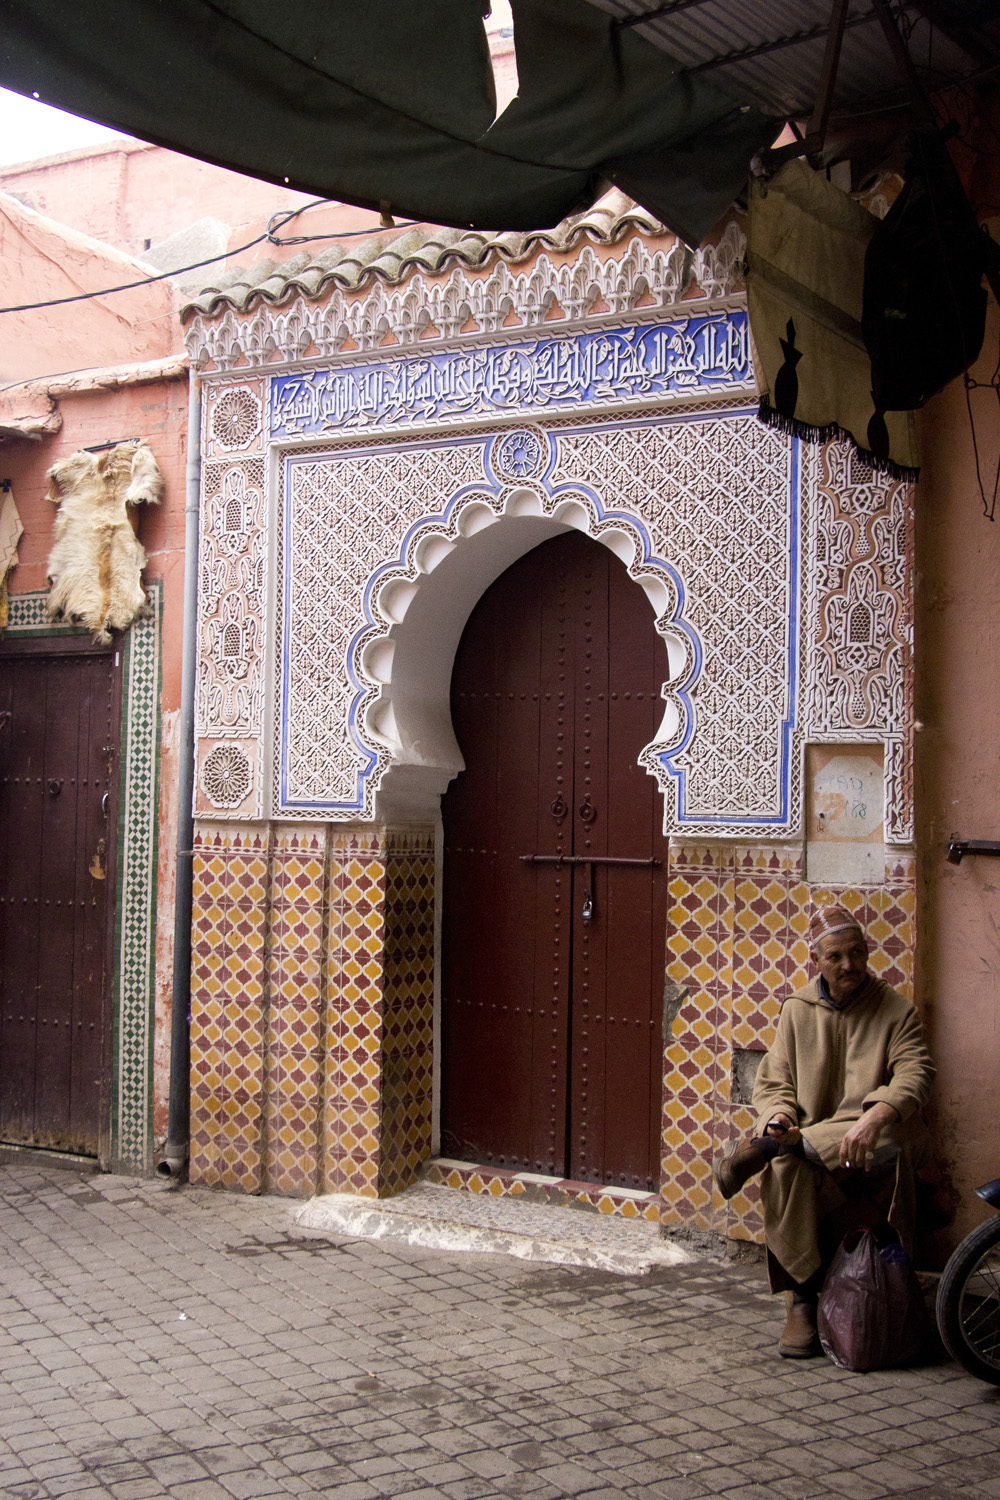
817,1228,928,1371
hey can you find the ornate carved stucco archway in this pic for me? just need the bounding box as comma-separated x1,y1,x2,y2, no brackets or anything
307,424,700,823
182,208,917,1228
270,402,804,837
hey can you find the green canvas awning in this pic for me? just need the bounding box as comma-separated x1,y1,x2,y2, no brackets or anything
0,0,774,246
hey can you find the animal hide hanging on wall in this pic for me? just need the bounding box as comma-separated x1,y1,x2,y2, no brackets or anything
0,483,24,631
45,440,163,643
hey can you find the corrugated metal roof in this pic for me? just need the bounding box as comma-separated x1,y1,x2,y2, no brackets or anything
588,0,1000,118
177,3,1000,322
180,191,668,321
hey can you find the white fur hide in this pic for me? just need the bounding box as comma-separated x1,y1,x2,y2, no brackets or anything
46,440,163,642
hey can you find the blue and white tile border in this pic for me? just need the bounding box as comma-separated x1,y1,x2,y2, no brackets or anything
270,311,753,439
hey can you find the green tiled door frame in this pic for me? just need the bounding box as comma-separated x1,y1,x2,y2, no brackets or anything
6,586,162,1171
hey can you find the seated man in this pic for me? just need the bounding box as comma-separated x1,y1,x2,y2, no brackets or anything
713,905,935,1358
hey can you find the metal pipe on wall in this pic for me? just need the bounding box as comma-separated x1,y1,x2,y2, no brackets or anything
158,371,201,1179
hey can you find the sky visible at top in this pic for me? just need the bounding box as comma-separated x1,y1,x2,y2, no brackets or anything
0,86,130,167
0,3,515,171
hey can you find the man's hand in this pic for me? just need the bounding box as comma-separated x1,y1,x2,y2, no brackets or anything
838,1102,899,1170
765,1113,801,1147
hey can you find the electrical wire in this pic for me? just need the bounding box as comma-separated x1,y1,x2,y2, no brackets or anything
3,13,994,318
964,362,1000,522
0,201,422,317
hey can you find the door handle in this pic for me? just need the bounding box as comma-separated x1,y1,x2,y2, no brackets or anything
581,859,595,922
101,791,109,817
578,795,597,824
520,853,662,927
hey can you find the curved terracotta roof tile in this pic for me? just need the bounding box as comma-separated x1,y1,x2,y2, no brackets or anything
181,192,668,321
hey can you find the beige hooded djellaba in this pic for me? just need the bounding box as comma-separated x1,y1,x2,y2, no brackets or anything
752,975,935,1289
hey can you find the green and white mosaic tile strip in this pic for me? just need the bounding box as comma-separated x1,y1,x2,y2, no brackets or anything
114,584,161,1170
6,588,161,1171
5,591,73,633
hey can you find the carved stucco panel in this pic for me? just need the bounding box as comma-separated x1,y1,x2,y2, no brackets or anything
202,377,265,460
549,415,799,831
277,441,487,816
195,447,268,819
802,441,914,844
189,317,914,847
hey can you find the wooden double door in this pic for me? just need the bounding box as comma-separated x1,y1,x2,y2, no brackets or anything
441,531,668,1191
0,639,119,1157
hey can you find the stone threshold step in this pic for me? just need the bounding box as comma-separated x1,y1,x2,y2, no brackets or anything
297,1175,695,1275
422,1156,661,1221
0,1144,99,1173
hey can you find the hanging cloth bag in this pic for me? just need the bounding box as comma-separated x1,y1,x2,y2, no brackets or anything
862,129,989,456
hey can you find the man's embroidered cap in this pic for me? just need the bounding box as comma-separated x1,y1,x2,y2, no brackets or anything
809,904,863,948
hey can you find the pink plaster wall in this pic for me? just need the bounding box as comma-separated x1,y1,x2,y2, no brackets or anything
4,374,189,1142
0,141,313,260
915,288,1000,1245
0,190,179,384
912,96,1000,1246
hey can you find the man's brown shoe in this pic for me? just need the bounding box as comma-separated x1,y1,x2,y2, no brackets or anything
778,1294,820,1359
712,1137,769,1200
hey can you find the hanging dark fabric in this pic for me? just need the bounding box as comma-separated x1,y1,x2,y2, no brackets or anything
862,128,990,438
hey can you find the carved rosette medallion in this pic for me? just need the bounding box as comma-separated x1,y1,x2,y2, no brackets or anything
200,742,254,810
490,428,549,482
210,386,263,451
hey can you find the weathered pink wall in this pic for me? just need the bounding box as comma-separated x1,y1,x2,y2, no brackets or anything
0,191,178,383
0,141,313,259
915,288,1000,1245
4,374,189,1142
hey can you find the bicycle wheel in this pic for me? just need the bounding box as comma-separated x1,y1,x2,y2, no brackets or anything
936,1215,1000,1384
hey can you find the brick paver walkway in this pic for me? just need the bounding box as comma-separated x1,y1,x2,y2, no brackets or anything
1,1160,997,1500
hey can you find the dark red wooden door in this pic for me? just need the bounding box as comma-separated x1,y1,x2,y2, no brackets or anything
441,531,667,1190
0,643,118,1156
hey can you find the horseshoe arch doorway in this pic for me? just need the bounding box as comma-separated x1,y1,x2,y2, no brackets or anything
440,529,668,1190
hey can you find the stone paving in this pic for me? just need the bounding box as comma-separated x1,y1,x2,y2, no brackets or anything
1,1159,998,1500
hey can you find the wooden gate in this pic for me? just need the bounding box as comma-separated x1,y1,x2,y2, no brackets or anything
441,531,667,1190
0,638,120,1157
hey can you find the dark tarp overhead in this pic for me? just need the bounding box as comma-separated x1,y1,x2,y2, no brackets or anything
0,0,774,247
